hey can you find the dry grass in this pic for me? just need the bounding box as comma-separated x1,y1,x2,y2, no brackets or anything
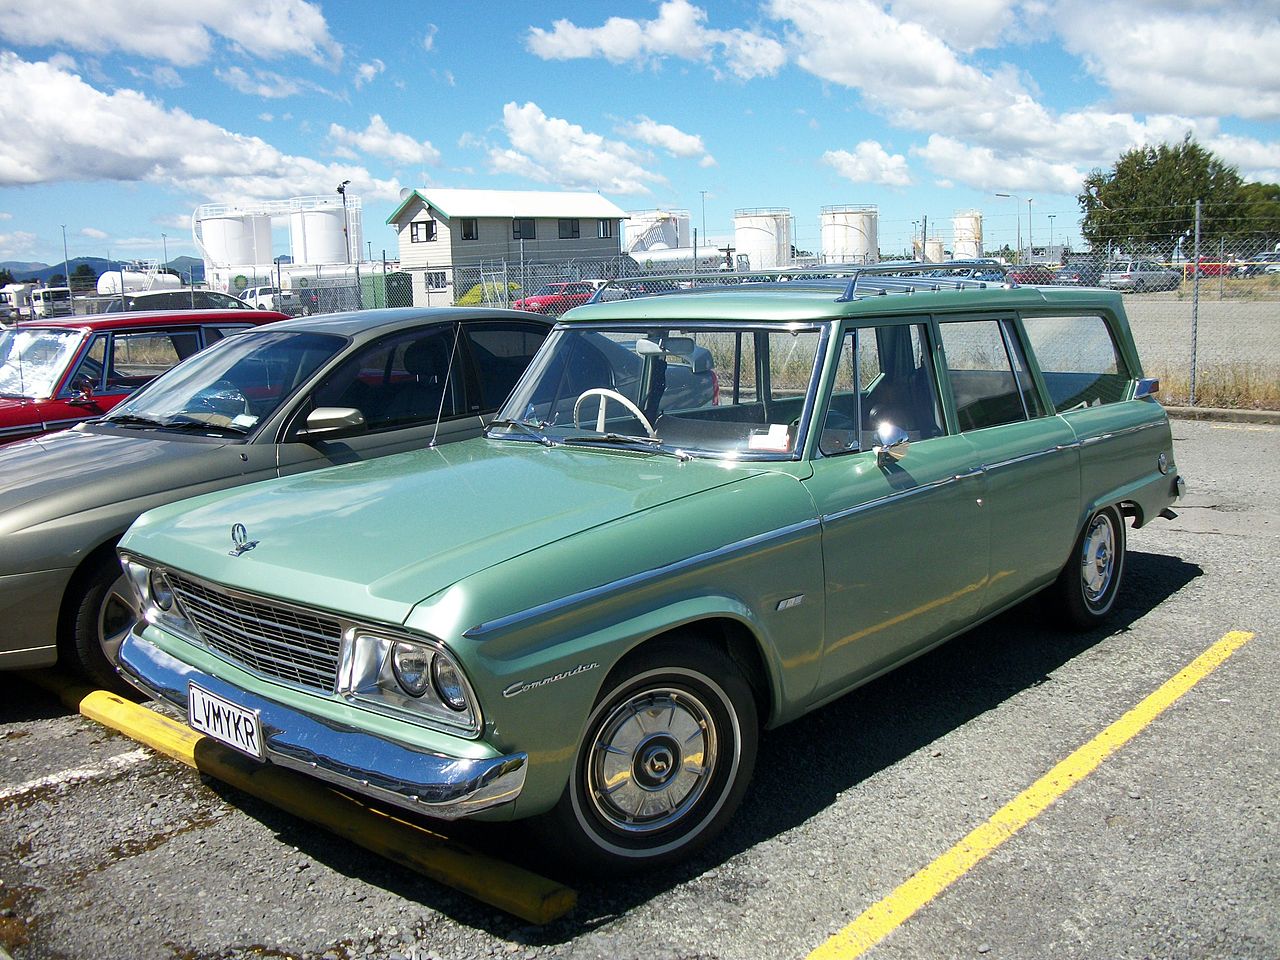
1147,360,1280,409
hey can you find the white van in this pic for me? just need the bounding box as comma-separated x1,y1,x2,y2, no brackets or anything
0,283,32,321
30,286,74,318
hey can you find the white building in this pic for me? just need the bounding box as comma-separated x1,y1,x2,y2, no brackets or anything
387,188,628,304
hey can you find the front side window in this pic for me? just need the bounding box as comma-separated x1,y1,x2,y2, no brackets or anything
938,318,1031,432
494,324,825,460
106,330,344,435
1021,314,1130,413
821,323,943,456
105,330,203,393
0,328,85,398
513,218,536,240
558,219,580,240
597,219,614,239
460,218,478,241
410,220,437,243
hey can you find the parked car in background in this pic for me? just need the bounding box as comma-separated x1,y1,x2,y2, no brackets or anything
116,269,1183,872
512,281,598,315
30,286,74,318
0,307,551,688
100,289,256,312
0,310,285,446
1100,260,1182,292
1053,261,1104,286
1181,258,1234,279
1235,251,1280,276
1006,264,1057,285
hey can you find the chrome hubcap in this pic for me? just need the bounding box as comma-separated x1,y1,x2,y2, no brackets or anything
98,573,139,665
1081,514,1116,604
587,688,717,834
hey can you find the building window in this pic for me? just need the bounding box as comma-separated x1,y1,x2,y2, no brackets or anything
460,218,478,241
597,219,614,239
558,218,580,240
513,218,536,240
410,220,437,243
426,271,448,290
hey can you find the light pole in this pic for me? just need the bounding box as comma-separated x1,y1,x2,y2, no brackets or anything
699,190,707,246
336,180,351,263
1026,197,1033,263
1048,215,1056,262
911,220,919,258
161,233,168,271
995,193,1022,263
60,224,69,290
366,240,372,263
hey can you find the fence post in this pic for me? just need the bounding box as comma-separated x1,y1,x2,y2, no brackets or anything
1190,199,1201,406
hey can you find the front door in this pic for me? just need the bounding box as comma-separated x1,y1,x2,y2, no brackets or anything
804,321,988,702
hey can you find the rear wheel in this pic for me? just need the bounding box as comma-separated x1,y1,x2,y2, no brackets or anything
1053,506,1126,628
544,639,758,873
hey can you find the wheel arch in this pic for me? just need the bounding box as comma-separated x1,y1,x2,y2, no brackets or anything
55,535,124,657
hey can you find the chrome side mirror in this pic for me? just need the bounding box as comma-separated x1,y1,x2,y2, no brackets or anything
300,406,365,438
874,421,910,465
1134,377,1160,399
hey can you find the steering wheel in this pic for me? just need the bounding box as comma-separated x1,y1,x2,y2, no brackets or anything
572,388,657,438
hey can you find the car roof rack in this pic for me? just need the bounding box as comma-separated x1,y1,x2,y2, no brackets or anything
587,260,1012,305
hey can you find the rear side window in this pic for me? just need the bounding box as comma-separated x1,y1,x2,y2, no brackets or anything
1021,315,1130,413
462,322,548,409
938,318,1038,432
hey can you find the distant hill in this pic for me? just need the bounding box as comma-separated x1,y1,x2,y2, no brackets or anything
2,256,204,284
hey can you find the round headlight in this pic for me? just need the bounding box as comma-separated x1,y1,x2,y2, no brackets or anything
391,642,432,698
149,569,175,611
431,655,468,712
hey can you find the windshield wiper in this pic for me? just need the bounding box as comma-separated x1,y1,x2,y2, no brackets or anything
486,418,556,446
102,414,168,428
162,418,250,435
563,433,691,461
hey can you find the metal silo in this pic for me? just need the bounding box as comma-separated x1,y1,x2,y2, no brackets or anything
820,204,879,263
734,208,792,270
193,207,274,267
952,210,984,260
289,195,362,265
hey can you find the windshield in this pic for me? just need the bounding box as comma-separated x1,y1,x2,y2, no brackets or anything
105,330,344,434
492,323,825,459
0,327,84,398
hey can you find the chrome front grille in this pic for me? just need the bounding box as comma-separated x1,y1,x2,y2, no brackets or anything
167,572,343,692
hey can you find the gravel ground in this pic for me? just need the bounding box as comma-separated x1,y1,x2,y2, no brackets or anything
0,417,1275,960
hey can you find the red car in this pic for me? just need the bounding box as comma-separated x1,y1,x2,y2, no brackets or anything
1006,264,1057,285
0,309,287,444
511,281,598,315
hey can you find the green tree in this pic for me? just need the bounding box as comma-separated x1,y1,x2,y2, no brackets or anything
73,263,98,281
0,268,13,286
1232,182,1280,250
1078,135,1244,258
49,273,66,286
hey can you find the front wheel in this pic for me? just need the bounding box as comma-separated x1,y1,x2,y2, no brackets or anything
544,639,758,873
1052,506,1126,628
66,553,139,692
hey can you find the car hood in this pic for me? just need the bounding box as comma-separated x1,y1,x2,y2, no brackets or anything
121,439,771,624
0,425,236,528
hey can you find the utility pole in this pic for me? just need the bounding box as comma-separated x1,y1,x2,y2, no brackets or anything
60,224,69,291
995,193,1022,263
1026,198,1033,263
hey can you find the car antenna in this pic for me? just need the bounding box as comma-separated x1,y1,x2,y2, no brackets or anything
428,322,464,449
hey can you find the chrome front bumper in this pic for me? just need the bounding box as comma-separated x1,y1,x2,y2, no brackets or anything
116,631,526,820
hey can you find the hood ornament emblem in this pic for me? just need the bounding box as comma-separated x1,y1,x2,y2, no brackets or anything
229,522,259,557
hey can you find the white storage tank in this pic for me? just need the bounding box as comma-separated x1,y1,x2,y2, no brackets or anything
97,271,182,294
625,209,691,252
196,213,273,267
820,204,878,263
734,207,792,270
924,238,946,263
952,210,984,259
290,206,349,265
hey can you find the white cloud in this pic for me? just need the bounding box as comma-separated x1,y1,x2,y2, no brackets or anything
912,135,1085,195
1204,133,1280,184
354,59,384,89
0,212,11,220
620,116,716,166
488,102,664,195
888,0,1022,52
423,24,438,52
1053,0,1280,121
80,227,108,239
0,230,36,258
126,65,183,88
216,66,306,99
0,0,342,67
258,112,274,122
824,141,913,187
527,0,785,79
329,115,440,166
0,53,399,203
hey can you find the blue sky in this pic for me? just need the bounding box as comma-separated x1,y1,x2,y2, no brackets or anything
0,0,1277,267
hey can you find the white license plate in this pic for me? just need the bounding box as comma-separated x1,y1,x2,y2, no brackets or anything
188,682,264,761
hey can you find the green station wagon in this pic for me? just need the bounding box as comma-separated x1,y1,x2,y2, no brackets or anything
115,266,1184,871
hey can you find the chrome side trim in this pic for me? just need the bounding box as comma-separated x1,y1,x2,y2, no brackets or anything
116,632,525,820
821,470,982,525
0,423,38,439
1077,420,1163,447
982,446,1067,472
463,517,821,640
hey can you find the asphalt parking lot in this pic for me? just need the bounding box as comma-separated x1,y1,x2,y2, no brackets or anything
0,416,1275,960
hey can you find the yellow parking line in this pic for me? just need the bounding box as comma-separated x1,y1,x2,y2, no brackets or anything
807,630,1255,960
25,677,577,925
